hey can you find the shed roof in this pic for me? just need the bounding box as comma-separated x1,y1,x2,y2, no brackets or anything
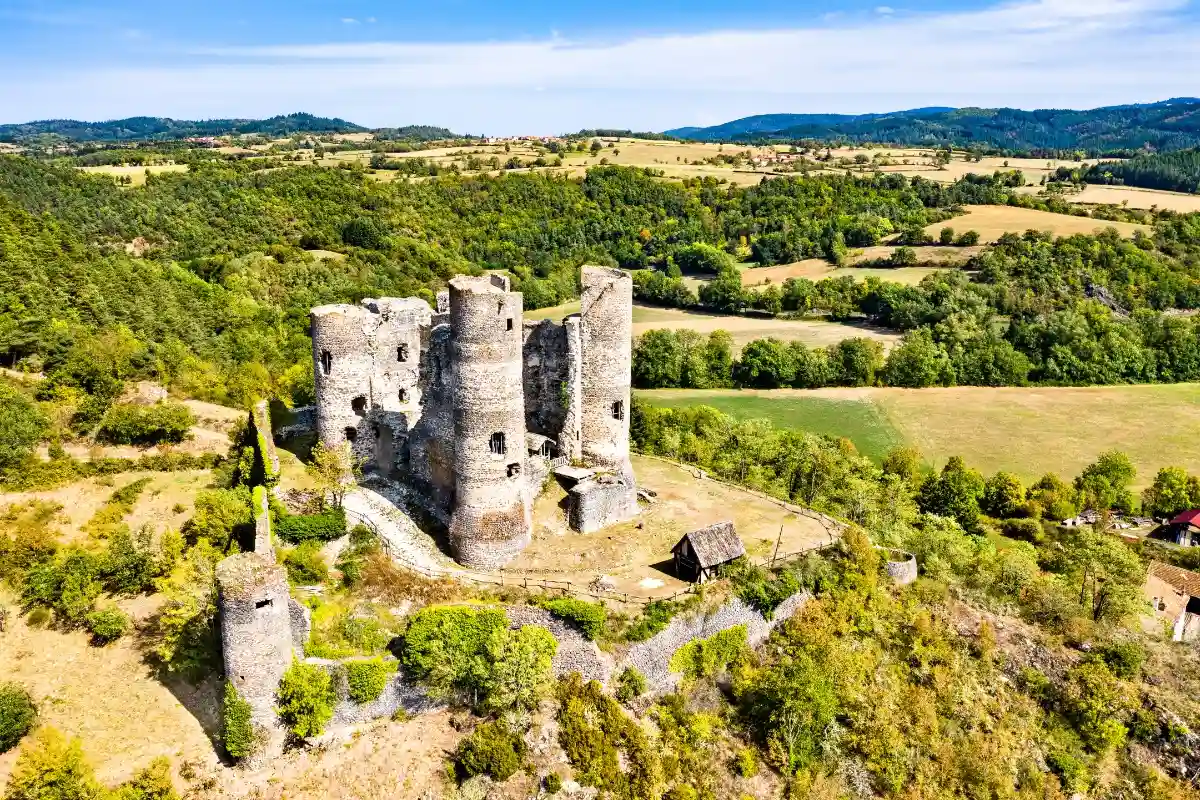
673,521,745,568
1170,509,1200,527
1149,561,1200,598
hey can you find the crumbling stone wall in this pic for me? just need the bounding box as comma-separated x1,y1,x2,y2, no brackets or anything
216,553,294,763
521,320,570,443
503,605,613,683
884,551,918,586
407,325,455,522
578,266,633,477
570,477,638,534
448,276,532,568
616,591,810,694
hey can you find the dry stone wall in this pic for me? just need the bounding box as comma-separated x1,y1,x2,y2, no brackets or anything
616,591,810,694
503,605,613,683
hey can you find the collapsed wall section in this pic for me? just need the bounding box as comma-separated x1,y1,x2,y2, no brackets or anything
522,319,571,445
447,275,532,567
407,324,456,521
311,304,376,463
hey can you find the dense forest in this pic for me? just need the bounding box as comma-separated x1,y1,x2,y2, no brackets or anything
668,98,1200,156
0,113,365,143
0,154,1197,413
1084,149,1200,194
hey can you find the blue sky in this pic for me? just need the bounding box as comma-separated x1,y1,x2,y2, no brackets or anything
1,0,1198,133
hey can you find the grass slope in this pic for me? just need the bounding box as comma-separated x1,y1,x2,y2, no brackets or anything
638,384,1200,488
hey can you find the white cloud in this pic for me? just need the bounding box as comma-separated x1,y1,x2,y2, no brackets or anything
874,6,895,14
340,17,359,24
2,0,1196,132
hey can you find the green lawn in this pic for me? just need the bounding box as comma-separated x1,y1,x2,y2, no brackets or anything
636,389,904,463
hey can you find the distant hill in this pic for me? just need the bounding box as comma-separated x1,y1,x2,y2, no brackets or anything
0,113,367,143
373,125,467,142
665,99,1200,155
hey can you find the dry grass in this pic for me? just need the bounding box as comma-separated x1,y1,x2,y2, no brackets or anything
646,384,1200,490
1069,184,1200,213
77,164,188,185
508,453,831,598
925,204,1147,241
630,305,900,351
0,593,220,788
741,245,982,287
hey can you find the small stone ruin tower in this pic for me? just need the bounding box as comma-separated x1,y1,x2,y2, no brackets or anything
447,275,533,566
215,553,293,763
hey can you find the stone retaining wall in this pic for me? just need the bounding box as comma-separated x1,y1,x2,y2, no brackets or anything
503,605,613,683
615,591,810,694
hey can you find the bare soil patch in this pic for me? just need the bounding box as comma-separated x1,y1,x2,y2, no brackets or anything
924,204,1146,241
1069,184,1200,213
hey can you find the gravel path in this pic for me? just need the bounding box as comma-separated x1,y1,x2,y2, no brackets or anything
342,485,456,576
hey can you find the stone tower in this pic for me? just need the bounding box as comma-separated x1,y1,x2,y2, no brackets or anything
447,274,532,567
216,553,293,762
578,266,634,479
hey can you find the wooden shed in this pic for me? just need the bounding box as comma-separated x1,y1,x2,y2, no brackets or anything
671,521,745,584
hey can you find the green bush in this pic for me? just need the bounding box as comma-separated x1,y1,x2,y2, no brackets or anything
734,747,758,778
663,786,699,800
1046,751,1088,793
85,606,130,643
454,720,525,782
221,682,256,760
3,726,102,799
277,662,338,738
1097,640,1146,679
1000,518,1045,544
543,773,563,794
669,626,748,679
345,658,393,704
0,682,37,753
542,597,607,640
725,560,801,618
1060,661,1134,753
276,507,347,544
615,667,647,703
401,605,508,692
283,543,329,585
99,402,195,446
109,756,179,800
624,598,691,642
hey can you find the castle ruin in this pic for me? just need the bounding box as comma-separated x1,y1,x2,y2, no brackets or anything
309,265,638,568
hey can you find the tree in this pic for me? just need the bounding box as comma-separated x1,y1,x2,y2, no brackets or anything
734,339,795,388
698,270,746,312
881,446,924,489
188,488,252,550
829,338,884,387
701,331,734,388
982,471,1026,518
672,242,735,275
1063,529,1145,622
883,329,952,388
955,230,981,246
939,226,955,245
1142,466,1200,518
0,385,47,471
918,456,985,530
307,441,359,509
1075,450,1136,512
478,625,557,713
277,662,338,738
890,246,918,266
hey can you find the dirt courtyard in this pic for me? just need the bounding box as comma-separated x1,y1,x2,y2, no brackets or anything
505,454,833,600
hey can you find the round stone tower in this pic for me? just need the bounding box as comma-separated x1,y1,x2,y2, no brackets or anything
578,265,634,476
448,275,531,567
310,303,374,460
216,553,293,763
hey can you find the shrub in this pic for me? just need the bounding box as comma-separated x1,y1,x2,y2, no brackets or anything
624,599,687,642
670,625,748,679
1046,751,1088,794
615,667,647,703
277,662,338,738
1060,661,1134,753
0,682,37,753
734,747,758,778
109,756,179,800
1000,518,1044,544
85,606,130,643
725,560,800,618
543,772,563,793
663,786,699,800
454,720,525,782
276,507,347,544
99,402,195,446
283,543,329,585
345,658,393,704
401,605,508,696
221,682,256,760
542,598,607,640
1095,641,1146,678
4,726,101,800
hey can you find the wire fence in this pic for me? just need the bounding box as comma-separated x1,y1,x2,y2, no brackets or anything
341,455,848,608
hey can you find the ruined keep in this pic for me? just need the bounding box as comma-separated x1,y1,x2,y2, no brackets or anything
310,266,638,568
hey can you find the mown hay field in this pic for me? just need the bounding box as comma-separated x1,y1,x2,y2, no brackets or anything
1070,184,1200,213
637,384,1200,488
923,204,1147,241
77,164,189,185
526,301,900,351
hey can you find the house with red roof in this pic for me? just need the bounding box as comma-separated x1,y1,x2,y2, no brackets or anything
1169,509,1200,546
1146,561,1200,641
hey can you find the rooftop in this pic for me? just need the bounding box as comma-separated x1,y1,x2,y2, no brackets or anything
1150,560,1200,598
674,521,745,568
